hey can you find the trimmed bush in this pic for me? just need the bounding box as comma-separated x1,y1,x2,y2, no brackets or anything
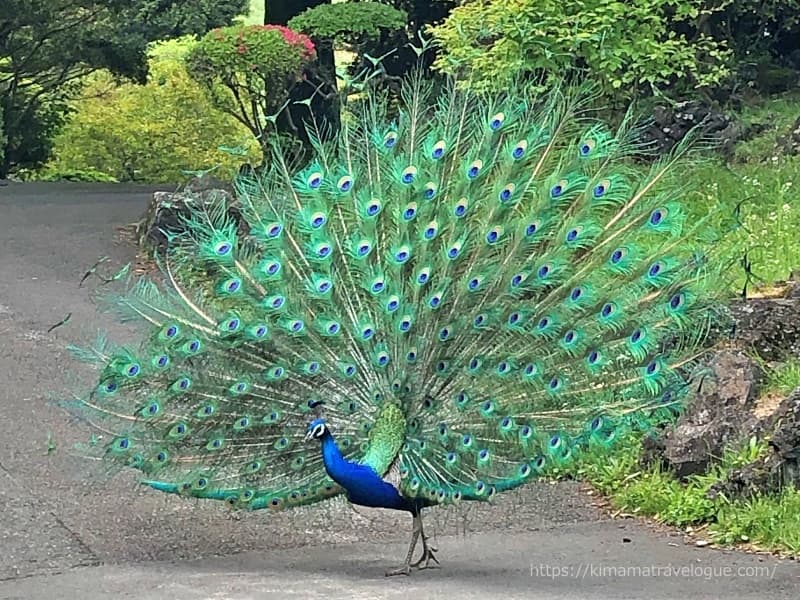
44,38,260,183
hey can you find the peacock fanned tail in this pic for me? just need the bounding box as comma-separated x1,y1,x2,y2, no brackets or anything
67,74,726,512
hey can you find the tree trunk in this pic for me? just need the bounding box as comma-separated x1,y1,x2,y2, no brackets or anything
266,0,339,145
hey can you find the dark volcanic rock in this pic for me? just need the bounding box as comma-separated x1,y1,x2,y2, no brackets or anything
644,351,764,478
136,175,246,252
640,101,742,156
708,388,800,500
726,292,800,361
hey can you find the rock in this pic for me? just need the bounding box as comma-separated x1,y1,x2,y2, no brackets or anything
183,173,236,196
724,293,800,361
643,350,763,478
708,388,800,500
136,178,247,253
640,290,800,488
639,101,742,157
704,288,800,362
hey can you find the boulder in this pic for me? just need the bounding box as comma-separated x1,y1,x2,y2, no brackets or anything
136,175,246,253
704,282,800,362
708,388,800,500
724,287,800,362
639,101,742,157
642,350,763,478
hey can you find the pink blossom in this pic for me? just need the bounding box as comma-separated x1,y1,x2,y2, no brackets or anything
252,24,316,59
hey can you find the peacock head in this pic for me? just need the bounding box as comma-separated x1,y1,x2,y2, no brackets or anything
304,418,329,442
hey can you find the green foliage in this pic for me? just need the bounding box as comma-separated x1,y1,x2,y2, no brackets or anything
288,2,408,43
430,0,732,100
716,1,800,68
44,38,260,183
389,1,455,33
571,435,644,496
763,359,800,397
573,433,800,554
36,168,119,183
0,0,248,175
0,104,5,169
0,87,72,178
0,0,250,82
714,490,800,553
687,159,800,292
186,24,316,145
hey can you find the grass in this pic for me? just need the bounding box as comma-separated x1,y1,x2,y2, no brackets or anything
569,435,800,555
693,159,799,293
678,92,800,294
764,358,800,396
734,90,800,163
715,490,800,551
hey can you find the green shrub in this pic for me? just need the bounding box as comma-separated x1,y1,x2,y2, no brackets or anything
38,168,119,183
288,2,408,44
186,24,316,150
430,0,732,102
44,37,260,183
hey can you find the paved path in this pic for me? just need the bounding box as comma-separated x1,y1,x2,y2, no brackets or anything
0,182,797,599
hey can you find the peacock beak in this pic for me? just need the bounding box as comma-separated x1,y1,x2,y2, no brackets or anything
304,430,314,442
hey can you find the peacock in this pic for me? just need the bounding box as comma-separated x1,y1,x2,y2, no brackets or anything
66,69,726,576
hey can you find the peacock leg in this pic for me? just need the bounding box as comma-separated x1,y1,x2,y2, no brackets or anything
385,512,422,576
410,511,439,570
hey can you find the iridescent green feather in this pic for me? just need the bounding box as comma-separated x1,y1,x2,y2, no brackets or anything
65,70,728,512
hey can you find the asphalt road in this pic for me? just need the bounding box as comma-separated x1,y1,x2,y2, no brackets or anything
0,182,797,599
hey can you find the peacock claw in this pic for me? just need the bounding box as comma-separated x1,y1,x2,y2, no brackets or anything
385,564,412,577
411,545,439,570
386,514,440,576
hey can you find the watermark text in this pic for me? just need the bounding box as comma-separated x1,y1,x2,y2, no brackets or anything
530,563,778,580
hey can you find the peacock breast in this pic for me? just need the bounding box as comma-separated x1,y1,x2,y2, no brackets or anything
360,402,406,478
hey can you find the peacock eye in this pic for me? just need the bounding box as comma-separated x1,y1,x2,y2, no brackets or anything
384,131,398,148
650,209,664,225
214,241,232,256
337,175,354,192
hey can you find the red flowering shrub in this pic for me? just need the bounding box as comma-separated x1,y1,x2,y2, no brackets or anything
186,25,317,149
259,24,316,59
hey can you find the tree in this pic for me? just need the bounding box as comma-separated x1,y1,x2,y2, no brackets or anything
46,38,261,183
186,25,317,155
0,0,248,176
390,1,454,36
430,0,733,102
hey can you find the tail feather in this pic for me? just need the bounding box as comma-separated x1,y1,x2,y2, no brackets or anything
66,72,727,510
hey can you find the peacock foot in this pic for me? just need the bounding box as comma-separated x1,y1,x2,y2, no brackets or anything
385,563,412,577
410,542,439,570
385,511,439,576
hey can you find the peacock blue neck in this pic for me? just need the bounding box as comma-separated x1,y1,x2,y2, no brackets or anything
318,430,420,513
